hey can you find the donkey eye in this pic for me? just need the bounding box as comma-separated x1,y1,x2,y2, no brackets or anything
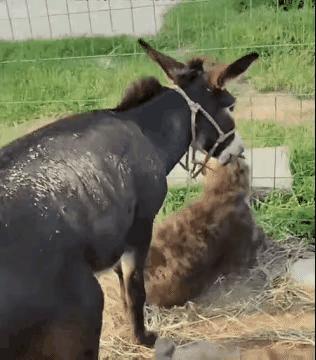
206,88,213,93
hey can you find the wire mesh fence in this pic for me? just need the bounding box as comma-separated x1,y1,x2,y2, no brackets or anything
0,0,315,238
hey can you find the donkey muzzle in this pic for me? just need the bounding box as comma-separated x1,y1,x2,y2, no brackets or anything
217,132,244,165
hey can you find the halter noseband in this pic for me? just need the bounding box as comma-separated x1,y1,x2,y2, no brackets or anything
173,86,236,179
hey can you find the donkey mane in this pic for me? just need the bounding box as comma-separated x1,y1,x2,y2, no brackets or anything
113,76,165,112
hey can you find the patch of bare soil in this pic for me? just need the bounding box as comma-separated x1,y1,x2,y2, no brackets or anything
96,241,315,359
231,80,314,124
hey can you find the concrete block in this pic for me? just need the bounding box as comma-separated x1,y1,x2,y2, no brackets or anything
109,0,130,10
155,0,180,5
69,12,92,36
47,0,67,16
0,19,12,40
1,0,180,40
50,14,70,38
131,0,152,6
90,10,112,36
111,8,133,35
167,146,293,191
7,0,28,19
89,0,110,12
30,16,51,38
12,18,31,40
26,0,48,18
132,6,156,35
67,0,88,13
249,146,292,190
0,1,9,20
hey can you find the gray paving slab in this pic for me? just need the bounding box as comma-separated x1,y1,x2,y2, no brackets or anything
167,146,293,191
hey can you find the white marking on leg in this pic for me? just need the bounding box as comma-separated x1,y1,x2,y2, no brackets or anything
120,250,136,302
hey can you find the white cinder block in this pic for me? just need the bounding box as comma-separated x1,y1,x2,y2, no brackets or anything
26,0,48,18
132,6,156,35
90,11,112,36
30,16,51,38
1,0,180,40
167,146,293,191
111,9,133,35
0,19,13,40
7,0,28,18
50,14,70,38
0,1,9,20
69,12,92,36
47,0,67,16
109,0,130,10
12,18,31,40
131,0,152,7
248,146,292,189
89,0,110,12
67,0,88,14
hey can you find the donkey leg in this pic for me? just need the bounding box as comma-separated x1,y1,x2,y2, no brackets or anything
114,262,127,310
121,219,157,347
8,267,103,360
41,263,104,360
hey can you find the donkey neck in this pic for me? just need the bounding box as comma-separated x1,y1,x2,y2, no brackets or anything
126,88,193,174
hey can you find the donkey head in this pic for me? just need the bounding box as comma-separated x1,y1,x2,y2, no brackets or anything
138,39,258,165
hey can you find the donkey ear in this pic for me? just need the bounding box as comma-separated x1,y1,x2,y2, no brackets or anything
138,38,186,82
218,52,259,87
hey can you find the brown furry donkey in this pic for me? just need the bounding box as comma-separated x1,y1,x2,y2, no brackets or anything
144,158,267,307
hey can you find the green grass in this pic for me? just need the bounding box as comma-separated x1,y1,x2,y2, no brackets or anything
0,1,314,241
159,121,315,241
0,57,163,125
0,0,314,125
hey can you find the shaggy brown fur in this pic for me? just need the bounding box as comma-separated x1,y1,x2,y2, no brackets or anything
145,158,267,307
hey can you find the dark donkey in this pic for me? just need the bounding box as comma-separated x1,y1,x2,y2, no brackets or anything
0,39,258,359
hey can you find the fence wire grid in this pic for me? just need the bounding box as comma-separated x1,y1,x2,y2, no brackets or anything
0,0,315,235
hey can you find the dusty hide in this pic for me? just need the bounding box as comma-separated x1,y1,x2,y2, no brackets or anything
145,158,270,307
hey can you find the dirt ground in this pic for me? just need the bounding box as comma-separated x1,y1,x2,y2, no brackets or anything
97,270,315,359
230,81,315,124
96,241,315,359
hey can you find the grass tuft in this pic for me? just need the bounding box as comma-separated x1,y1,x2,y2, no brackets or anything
0,0,314,125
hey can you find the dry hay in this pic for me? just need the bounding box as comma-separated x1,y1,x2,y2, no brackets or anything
97,239,315,359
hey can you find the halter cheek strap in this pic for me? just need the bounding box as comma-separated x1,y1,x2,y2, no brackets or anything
173,86,235,178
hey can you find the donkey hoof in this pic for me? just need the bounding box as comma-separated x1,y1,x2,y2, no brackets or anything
136,330,157,347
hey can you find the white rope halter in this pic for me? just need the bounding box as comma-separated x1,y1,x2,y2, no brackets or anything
173,86,236,178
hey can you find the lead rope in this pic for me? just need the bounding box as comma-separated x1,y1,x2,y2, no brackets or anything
173,86,235,178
